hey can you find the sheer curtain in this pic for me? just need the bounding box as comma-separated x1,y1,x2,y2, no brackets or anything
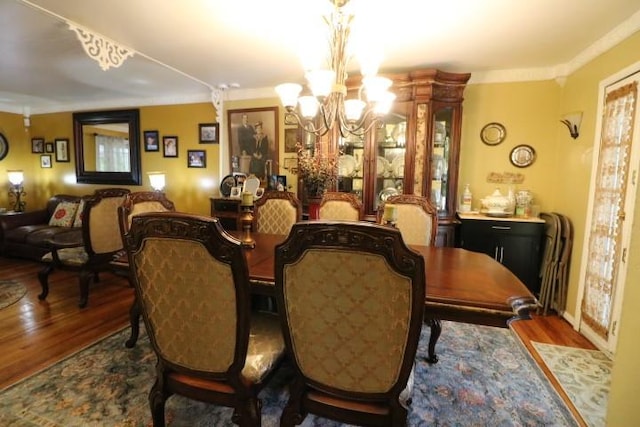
581,82,637,338
95,135,130,172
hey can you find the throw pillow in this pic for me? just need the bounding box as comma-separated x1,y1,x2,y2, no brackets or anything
73,199,85,228
49,201,79,227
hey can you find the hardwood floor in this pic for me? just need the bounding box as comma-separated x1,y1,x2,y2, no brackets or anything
0,256,595,425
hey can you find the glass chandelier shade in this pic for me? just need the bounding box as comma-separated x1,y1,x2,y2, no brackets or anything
275,0,395,137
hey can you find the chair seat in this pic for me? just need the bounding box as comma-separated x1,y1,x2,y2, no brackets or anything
243,311,285,383
42,246,88,266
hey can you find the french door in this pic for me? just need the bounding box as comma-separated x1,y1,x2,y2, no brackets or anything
577,64,640,356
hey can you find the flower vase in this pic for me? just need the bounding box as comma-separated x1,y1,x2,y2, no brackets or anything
307,197,322,220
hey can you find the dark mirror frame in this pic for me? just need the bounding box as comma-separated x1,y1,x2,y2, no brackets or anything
73,108,142,185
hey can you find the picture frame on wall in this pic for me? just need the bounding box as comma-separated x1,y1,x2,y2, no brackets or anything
31,138,44,154
284,127,298,153
40,154,52,168
143,130,160,152
227,107,279,185
187,150,206,168
45,142,54,153
199,123,219,143
55,138,70,162
162,136,178,158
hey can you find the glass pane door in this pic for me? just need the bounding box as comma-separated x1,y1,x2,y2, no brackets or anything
431,107,453,212
374,114,407,212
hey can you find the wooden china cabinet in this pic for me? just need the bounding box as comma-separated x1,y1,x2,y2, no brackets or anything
320,68,470,246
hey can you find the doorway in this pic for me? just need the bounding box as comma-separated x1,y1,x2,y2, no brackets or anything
576,63,640,356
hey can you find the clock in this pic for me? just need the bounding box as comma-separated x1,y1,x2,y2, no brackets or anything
0,133,8,161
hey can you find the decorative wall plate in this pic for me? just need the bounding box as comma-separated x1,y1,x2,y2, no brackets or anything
0,133,8,161
510,144,536,168
480,122,506,146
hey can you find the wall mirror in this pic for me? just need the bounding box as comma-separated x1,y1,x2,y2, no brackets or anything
73,109,142,185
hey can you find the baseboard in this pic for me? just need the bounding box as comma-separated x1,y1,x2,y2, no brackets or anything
560,311,577,329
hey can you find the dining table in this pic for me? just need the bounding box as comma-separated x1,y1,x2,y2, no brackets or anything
238,232,538,364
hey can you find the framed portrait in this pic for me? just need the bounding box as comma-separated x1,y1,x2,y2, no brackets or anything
40,154,52,168
227,107,279,184
199,123,219,143
45,142,54,153
230,186,242,199
269,174,287,190
55,138,70,162
162,136,178,158
283,157,298,173
187,150,206,168
31,138,44,154
284,127,298,153
143,130,160,152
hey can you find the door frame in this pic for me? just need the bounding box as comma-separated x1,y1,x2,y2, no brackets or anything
575,60,640,356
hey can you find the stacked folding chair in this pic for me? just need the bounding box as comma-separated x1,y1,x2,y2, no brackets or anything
538,212,573,315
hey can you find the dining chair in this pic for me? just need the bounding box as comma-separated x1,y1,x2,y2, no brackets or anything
38,188,131,308
112,191,176,348
125,212,285,427
318,191,364,221
275,221,426,426
378,194,438,246
253,190,302,235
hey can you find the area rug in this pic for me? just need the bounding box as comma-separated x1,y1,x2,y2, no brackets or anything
0,280,27,310
0,321,577,426
532,341,612,427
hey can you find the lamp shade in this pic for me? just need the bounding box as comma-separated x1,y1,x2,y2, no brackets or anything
8,170,24,186
148,172,165,191
275,83,302,109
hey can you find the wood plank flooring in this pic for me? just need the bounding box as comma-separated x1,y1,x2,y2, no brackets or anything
0,256,595,425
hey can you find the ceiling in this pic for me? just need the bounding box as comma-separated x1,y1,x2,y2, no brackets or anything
2,0,640,115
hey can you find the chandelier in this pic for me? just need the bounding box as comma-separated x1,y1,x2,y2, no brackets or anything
275,0,395,138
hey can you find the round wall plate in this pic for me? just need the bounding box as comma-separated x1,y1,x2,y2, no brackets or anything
0,133,8,161
480,122,506,146
510,144,536,168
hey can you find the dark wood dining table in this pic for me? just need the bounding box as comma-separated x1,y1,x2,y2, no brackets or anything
239,232,538,363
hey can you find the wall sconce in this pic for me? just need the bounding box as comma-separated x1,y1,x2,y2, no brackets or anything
8,170,26,212
560,112,582,139
148,171,166,192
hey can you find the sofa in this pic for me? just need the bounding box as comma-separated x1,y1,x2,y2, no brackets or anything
0,194,85,261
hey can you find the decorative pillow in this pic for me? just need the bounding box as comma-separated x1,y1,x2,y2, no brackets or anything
73,199,85,228
49,201,79,227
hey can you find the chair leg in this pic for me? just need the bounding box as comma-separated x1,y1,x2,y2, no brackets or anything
125,296,140,348
425,318,441,364
234,397,261,427
37,263,54,300
149,380,167,427
78,269,93,308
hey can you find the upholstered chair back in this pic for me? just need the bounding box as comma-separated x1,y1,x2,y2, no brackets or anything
118,191,176,237
125,212,285,425
275,221,425,425
253,190,302,235
318,191,363,221
378,194,438,246
83,188,131,255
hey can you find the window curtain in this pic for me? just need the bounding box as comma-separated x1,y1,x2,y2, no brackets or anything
581,82,637,338
95,135,130,172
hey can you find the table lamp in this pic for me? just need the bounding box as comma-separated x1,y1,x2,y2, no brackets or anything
8,170,26,212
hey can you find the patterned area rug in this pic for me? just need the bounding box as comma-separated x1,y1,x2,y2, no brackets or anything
532,341,612,427
1,322,577,426
0,280,27,310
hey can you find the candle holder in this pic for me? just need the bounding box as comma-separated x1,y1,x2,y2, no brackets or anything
382,205,397,227
239,204,255,249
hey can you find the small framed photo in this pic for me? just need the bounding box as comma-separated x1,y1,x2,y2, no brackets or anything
31,138,44,153
55,138,70,162
162,136,178,158
199,123,219,143
230,186,242,199
187,150,206,168
284,128,298,153
40,154,52,168
143,130,160,152
45,142,54,153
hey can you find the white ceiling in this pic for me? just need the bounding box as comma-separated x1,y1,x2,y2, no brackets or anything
2,0,640,115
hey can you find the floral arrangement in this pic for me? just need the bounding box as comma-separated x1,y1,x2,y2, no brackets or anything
295,142,338,198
